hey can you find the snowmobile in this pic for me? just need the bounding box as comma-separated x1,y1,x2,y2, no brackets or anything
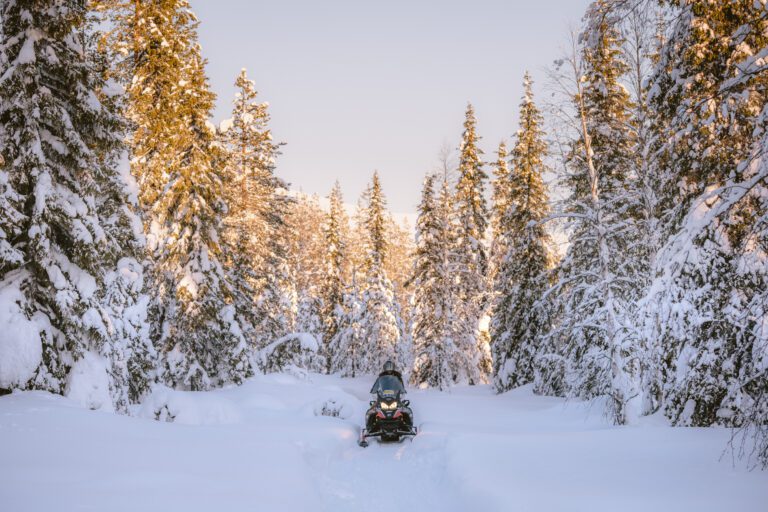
358,374,417,447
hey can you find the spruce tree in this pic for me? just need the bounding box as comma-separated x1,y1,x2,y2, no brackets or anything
452,103,490,384
220,68,278,354
0,0,151,408
319,181,348,369
489,140,510,280
357,172,403,373
328,274,364,377
285,194,327,306
223,70,295,351
491,73,553,392
410,175,458,389
109,1,249,390
545,0,644,423
644,0,768,443
384,215,415,344
253,186,297,350
0,46,23,276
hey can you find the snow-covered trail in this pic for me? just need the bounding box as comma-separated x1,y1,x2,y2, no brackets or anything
1,373,767,512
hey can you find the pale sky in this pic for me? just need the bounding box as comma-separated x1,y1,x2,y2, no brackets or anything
190,0,592,215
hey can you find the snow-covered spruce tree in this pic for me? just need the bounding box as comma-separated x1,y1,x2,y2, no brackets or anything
285,193,326,307
546,1,644,424
220,69,294,353
644,1,768,444
491,73,553,393
319,181,349,369
739,114,768,467
489,140,511,282
384,215,415,348
151,37,248,389
102,0,194,216
86,13,156,407
357,172,403,374
0,0,152,410
296,290,323,340
0,6,27,395
106,0,252,389
253,186,297,349
105,0,202,356
452,104,491,384
328,271,364,377
0,43,24,281
410,175,460,389
219,68,277,354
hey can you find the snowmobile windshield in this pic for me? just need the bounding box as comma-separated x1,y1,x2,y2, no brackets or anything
372,375,405,396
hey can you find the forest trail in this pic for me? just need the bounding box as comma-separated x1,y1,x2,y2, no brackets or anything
1,373,767,512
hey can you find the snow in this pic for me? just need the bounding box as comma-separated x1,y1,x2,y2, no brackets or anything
102,78,125,98
1,373,766,512
136,385,242,425
0,276,41,389
65,351,114,412
218,117,234,133
256,333,322,373
16,32,37,65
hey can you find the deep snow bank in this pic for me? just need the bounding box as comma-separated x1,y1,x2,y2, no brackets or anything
0,374,766,512
0,276,42,389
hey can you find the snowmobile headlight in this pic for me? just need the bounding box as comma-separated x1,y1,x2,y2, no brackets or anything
380,401,398,411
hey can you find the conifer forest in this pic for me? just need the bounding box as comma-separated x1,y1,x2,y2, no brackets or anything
0,1,767,510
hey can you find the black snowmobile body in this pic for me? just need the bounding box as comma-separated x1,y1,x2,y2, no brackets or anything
358,375,417,447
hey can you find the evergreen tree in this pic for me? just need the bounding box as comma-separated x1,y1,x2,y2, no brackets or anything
285,193,327,303
384,215,415,341
296,290,323,342
491,73,553,392
357,172,403,373
489,140,510,280
410,175,458,389
222,70,295,352
111,1,248,390
253,188,297,350
452,103,490,384
0,0,151,408
644,0,768,443
328,273,364,377
544,0,644,423
86,7,157,406
319,181,348,369
220,68,279,355
0,31,24,277
103,0,196,216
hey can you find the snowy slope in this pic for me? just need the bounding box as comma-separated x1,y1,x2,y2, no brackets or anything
0,373,766,512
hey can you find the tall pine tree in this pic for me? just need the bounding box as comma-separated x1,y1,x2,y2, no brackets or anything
106,1,249,390
452,104,490,384
491,73,553,392
410,175,459,389
220,69,272,355
489,140,510,281
328,271,363,377
319,181,349,369
0,0,151,409
644,0,768,443
357,172,403,374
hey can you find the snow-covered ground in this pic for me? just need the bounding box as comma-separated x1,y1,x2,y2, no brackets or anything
1,372,766,512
